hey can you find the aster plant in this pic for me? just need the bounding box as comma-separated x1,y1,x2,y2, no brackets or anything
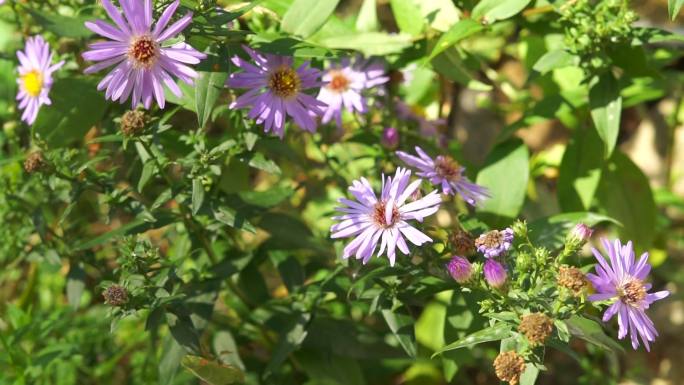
227,46,326,138
81,0,206,109
16,36,64,124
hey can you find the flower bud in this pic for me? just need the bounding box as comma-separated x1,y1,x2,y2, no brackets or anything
24,151,47,174
518,313,554,346
103,285,128,306
484,259,507,289
120,110,147,136
446,255,473,284
381,127,399,149
569,223,593,244
494,351,526,385
511,219,527,239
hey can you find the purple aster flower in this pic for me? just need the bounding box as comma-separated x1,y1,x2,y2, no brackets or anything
446,255,473,284
330,167,441,266
475,228,514,258
16,36,64,125
228,46,326,138
82,0,206,109
316,57,388,127
484,259,507,288
396,146,490,205
381,127,399,149
587,238,669,351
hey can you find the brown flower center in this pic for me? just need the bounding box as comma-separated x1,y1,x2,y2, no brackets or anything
618,278,646,307
268,66,300,98
129,35,159,69
476,230,504,249
372,200,400,228
327,70,350,92
434,156,462,181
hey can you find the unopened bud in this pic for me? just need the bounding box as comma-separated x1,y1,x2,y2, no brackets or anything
484,259,507,289
446,255,473,284
569,223,593,244
381,127,399,149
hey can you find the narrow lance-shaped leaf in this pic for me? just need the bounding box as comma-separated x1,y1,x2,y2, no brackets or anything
472,0,532,22
433,322,512,357
195,69,228,129
557,126,604,211
281,0,340,38
669,0,684,20
381,308,417,358
390,0,425,36
589,72,622,159
428,19,483,60
192,178,205,215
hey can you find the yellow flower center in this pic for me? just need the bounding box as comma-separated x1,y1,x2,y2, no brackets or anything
268,66,300,98
22,70,43,97
618,278,647,308
128,35,159,69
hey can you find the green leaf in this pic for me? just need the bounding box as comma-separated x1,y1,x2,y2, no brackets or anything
532,49,576,75
565,315,624,352
182,356,245,385
138,161,156,192
381,308,417,358
33,77,107,148
528,212,621,250
317,32,413,56
66,264,86,309
281,0,340,38
433,322,512,356
24,7,93,38
246,153,282,175
265,312,311,375
159,335,186,385
390,0,425,36
213,205,257,233
166,311,201,354
74,214,175,251
195,70,228,129
192,178,205,215
669,0,684,20
476,138,529,226
356,0,378,32
557,127,604,211
596,151,656,249
213,331,245,371
589,72,622,158
471,0,532,22
428,19,483,60
238,186,294,207
520,363,540,385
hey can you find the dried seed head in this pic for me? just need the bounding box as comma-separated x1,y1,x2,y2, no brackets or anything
120,110,147,136
558,265,588,296
103,285,128,306
518,313,554,346
449,229,475,256
493,351,526,385
24,151,46,173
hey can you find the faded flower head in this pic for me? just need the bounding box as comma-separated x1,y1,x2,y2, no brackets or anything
484,259,507,289
120,110,147,136
558,265,588,295
103,284,128,306
587,238,669,351
16,36,64,125
24,151,47,173
493,351,526,385
396,146,489,205
518,313,554,346
82,0,206,109
228,46,326,138
446,255,473,284
317,57,388,127
381,127,399,149
449,228,475,256
475,228,514,258
330,167,441,266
